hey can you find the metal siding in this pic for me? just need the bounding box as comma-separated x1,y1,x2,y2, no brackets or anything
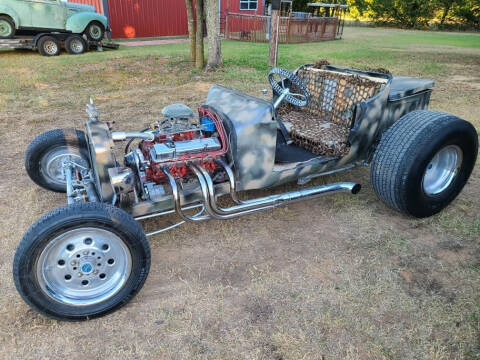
107,0,189,38
69,0,104,13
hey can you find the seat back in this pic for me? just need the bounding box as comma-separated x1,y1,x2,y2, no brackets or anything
295,67,384,128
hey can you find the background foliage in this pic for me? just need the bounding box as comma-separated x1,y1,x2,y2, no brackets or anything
290,0,480,29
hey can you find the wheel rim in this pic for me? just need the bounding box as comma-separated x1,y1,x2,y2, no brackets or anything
43,40,58,55
40,146,89,187
0,20,12,37
70,38,84,53
36,227,132,306
89,24,102,40
422,145,463,196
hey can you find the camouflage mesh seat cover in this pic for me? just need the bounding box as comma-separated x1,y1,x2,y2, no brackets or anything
279,67,384,157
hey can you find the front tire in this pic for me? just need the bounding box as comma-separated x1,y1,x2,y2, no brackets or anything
13,203,151,321
25,129,91,192
371,110,478,218
84,21,105,42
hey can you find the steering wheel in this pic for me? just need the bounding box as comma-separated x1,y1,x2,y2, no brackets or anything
268,67,310,107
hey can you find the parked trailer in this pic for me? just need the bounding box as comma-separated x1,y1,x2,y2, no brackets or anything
0,33,118,57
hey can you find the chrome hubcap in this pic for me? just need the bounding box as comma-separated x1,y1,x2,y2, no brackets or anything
423,145,463,196
44,40,58,55
41,146,89,186
36,228,132,306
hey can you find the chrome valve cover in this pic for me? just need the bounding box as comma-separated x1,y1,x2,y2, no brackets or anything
150,138,221,163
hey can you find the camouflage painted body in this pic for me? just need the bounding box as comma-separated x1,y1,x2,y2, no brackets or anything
85,65,434,217
203,65,432,191
0,0,108,34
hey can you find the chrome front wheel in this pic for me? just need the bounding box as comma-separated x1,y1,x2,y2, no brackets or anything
25,129,90,192
36,227,132,306
13,203,151,320
40,146,90,188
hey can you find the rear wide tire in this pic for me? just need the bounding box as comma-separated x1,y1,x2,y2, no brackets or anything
371,110,478,218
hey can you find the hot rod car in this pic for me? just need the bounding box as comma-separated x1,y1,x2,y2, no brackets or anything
13,64,478,320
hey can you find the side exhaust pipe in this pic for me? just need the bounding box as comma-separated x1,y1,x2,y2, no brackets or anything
162,162,361,222
190,164,360,220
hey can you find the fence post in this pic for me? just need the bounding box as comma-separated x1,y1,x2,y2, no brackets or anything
226,13,229,40
321,18,327,39
269,0,280,67
287,18,291,44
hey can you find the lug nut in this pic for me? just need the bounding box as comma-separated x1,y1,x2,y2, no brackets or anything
71,261,77,266
78,273,83,277
83,251,89,255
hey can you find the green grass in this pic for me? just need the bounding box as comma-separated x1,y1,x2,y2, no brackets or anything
2,27,478,91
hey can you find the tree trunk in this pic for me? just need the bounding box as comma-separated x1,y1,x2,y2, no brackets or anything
195,0,205,69
441,0,455,25
185,0,196,63
206,0,222,69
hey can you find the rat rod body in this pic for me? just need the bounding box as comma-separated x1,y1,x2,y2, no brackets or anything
14,65,478,320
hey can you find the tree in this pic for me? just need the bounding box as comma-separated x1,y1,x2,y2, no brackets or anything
349,0,436,28
185,0,196,63
452,0,480,29
205,0,222,68
184,0,222,70
195,0,205,69
436,0,458,25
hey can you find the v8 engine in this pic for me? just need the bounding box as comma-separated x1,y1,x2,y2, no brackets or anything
120,104,229,202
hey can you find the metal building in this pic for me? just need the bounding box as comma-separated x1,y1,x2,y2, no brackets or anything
70,0,266,39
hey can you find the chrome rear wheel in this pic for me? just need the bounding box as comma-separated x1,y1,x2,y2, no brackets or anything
423,145,463,196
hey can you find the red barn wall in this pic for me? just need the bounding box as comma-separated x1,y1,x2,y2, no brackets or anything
107,0,188,39
69,0,104,13
221,0,264,32
68,0,265,38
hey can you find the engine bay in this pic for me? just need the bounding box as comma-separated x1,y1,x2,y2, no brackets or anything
121,104,229,202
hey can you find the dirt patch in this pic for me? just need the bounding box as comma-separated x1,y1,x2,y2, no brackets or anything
448,75,480,90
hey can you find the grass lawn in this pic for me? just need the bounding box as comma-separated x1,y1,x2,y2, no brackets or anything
0,27,479,359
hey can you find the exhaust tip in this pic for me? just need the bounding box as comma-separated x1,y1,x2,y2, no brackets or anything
351,184,362,195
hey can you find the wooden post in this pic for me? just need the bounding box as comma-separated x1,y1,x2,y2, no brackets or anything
268,0,280,67
195,0,205,69
185,0,196,63
225,13,229,40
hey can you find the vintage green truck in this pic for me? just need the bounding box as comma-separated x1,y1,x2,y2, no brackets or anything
0,0,108,41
